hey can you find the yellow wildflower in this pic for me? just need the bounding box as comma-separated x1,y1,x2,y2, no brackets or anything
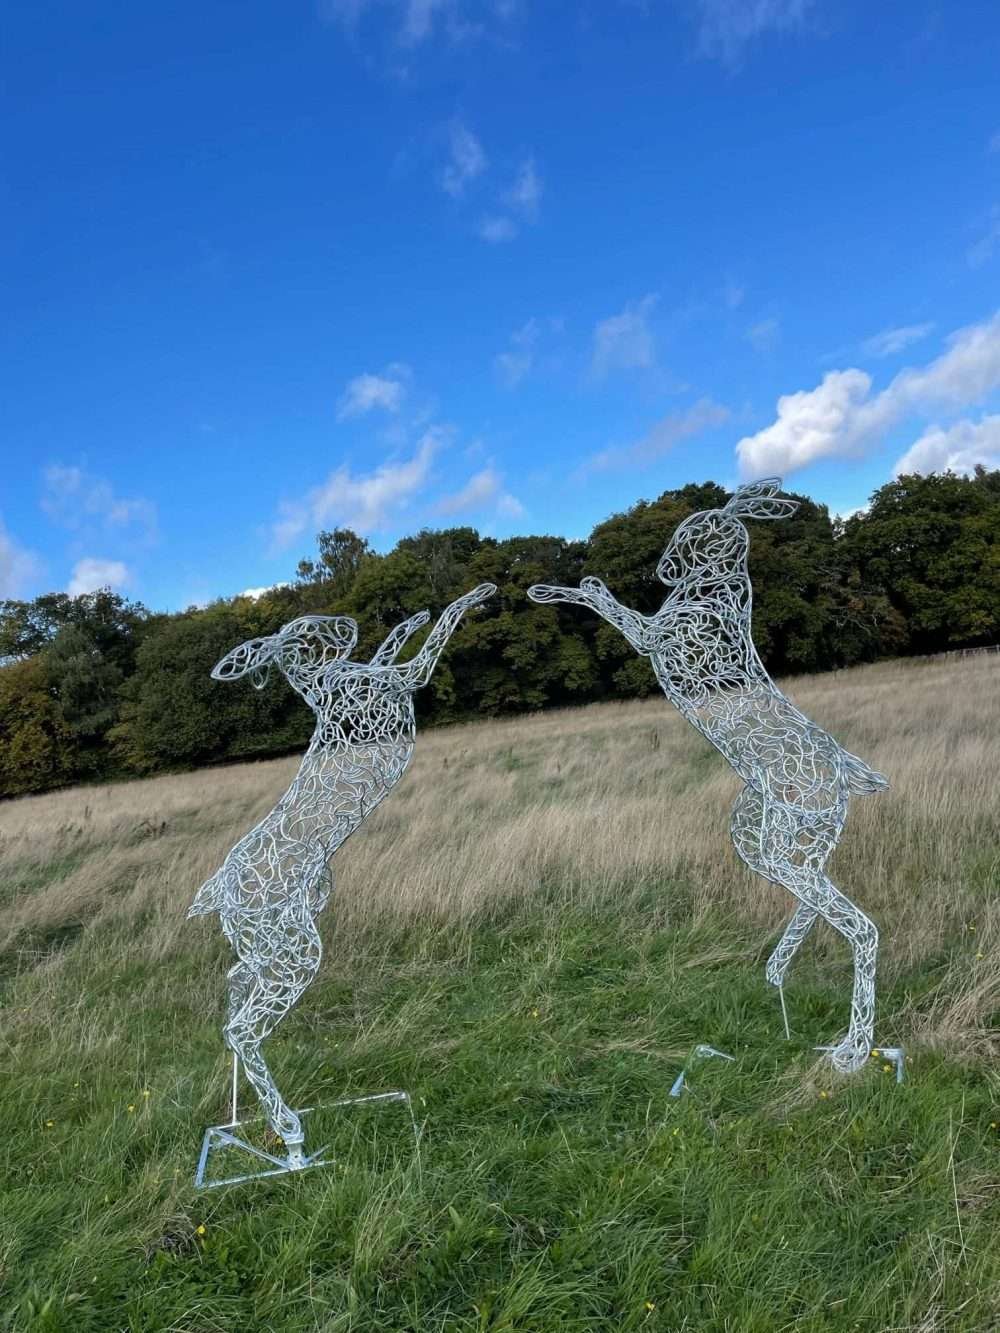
645,1301,656,1311
45,1119,54,1128
127,1104,135,1113
882,1064,892,1073
196,1224,206,1236
142,1089,151,1099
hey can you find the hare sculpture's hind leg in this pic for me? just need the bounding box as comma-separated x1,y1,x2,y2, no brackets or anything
222,911,323,1156
731,784,877,1071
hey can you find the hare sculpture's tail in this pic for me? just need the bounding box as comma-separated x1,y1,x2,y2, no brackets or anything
841,749,889,795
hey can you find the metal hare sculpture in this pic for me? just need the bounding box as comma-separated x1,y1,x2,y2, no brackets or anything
528,479,887,1073
188,583,496,1179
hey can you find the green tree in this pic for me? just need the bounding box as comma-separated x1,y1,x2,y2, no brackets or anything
296,528,375,599
112,605,311,773
845,468,1000,653
0,656,75,797
0,588,148,669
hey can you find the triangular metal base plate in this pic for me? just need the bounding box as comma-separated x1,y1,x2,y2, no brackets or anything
193,1090,416,1189
194,1110,331,1189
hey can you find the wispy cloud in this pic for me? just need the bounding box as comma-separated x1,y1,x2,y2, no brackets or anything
861,322,935,358
336,363,411,420
505,156,542,220
271,431,441,548
0,517,42,598
321,0,518,50
736,311,1000,477
494,318,540,386
478,215,517,243
578,397,731,477
41,465,157,544
475,155,543,243
436,464,525,518
694,0,817,67
968,205,1000,269
67,557,130,597
591,294,659,379
745,316,780,353
894,414,1000,477
988,129,1000,155
440,121,487,197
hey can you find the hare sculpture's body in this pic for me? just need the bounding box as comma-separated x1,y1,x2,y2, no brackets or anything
529,480,886,1071
189,585,496,1157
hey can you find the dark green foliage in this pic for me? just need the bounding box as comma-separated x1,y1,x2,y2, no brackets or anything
844,467,1000,653
2,471,999,797
111,605,312,773
0,656,75,796
296,527,375,597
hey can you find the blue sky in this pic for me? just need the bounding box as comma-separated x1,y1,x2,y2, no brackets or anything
4,0,1000,610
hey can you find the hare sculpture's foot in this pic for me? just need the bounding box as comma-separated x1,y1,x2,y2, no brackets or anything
827,1033,871,1074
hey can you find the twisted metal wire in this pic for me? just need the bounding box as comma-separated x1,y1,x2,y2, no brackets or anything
529,479,888,1072
188,584,496,1153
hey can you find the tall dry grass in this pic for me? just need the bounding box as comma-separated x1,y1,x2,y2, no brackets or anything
2,653,998,1057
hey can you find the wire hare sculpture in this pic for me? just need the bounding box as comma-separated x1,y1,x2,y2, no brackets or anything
528,478,888,1073
188,583,496,1166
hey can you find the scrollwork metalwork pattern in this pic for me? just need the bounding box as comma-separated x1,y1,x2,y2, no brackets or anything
188,584,496,1158
529,479,887,1072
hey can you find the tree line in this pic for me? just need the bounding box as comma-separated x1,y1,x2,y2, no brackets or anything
2,468,999,799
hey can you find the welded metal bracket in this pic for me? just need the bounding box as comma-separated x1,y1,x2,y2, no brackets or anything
669,1043,736,1097
194,1090,416,1189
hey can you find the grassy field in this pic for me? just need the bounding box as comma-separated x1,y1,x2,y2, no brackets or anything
2,654,999,1332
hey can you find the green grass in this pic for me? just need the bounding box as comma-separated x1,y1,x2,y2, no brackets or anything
3,898,999,1333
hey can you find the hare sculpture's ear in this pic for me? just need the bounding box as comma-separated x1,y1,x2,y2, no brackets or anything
723,477,799,521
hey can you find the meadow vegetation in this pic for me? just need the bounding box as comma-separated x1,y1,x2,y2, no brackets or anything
1,654,999,1330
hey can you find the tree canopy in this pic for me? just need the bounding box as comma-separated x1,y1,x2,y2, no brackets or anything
2,468,998,798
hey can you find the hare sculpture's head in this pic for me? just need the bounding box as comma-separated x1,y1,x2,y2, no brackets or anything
212,616,359,692
656,478,799,590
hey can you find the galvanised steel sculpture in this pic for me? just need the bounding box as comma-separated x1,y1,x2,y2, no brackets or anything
188,583,496,1180
528,479,888,1073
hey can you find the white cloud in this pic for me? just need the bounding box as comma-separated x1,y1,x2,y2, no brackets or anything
42,464,157,542
238,582,292,601
505,156,542,219
271,431,440,548
861,322,935,358
591,294,659,379
968,205,1000,269
478,215,517,243
494,318,540,386
436,465,525,519
321,0,518,47
736,311,1000,477
894,414,1000,477
746,316,780,353
579,397,730,477
441,121,487,198
68,558,130,597
401,0,449,43
695,0,816,66
0,518,42,598
336,363,410,420
496,490,526,518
